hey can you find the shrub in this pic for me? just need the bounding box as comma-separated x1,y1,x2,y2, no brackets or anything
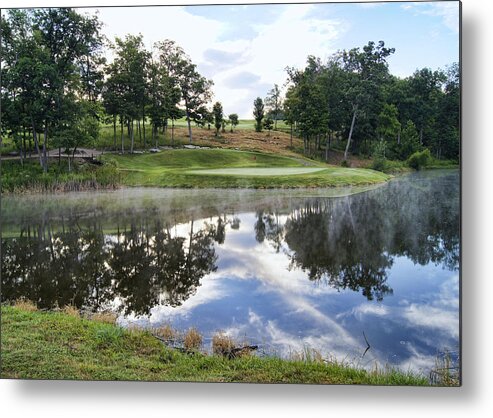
407,148,431,170
371,157,388,172
340,159,349,168
212,332,235,356
14,298,38,312
183,327,202,351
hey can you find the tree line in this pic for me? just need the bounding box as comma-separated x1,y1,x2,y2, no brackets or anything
0,8,218,172
1,8,459,176
254,41,459,163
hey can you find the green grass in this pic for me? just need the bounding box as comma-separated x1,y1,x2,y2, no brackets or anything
104,149,390,188
0,159,120,193
1,306,430,385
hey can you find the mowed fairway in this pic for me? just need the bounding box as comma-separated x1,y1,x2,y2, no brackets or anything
187,167,327,176
105,149,390,188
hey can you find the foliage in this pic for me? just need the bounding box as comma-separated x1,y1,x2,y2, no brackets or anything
253,97,265,132
371,139,388,172
265,84,282,129
213,102,223,137
263,117,274,135
407,148,432,170
228,113,239,132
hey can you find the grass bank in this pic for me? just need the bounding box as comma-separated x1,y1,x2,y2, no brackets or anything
0,159,120,194
1,305,430,385
105,149,390,189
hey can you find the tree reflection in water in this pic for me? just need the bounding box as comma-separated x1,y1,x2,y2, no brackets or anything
2,217,219,315
256,172,459,301
2,171,459,314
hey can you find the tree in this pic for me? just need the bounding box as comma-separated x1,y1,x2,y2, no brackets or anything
263,117,274,136
283,85,299,147
105,34,150,153
377,104,401,142
212,102,223,137
253,97,264,132
228,113,239,132
1,8,105,172
155,40,213,144
265,84,282,129
398,120,421,160
339,41,395,160
407,67,446,146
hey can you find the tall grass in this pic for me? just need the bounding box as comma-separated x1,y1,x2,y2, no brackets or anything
1,159,120,193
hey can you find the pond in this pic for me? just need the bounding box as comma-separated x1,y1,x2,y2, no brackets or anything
1,170,460,375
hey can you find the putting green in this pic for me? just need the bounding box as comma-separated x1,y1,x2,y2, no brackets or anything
187,167,327,176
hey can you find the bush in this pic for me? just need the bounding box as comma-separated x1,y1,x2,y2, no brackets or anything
183,327,202,351
371,157,388,172
340,159,349,167
407,149,431,170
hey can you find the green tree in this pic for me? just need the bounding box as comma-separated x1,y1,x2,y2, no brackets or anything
253,97,265,132
377,103,401,143
155,40,213,144
263,117,274,136
265,84,282,129
213,102,223,137
1,9,105,171
339,41,395,160
398,120,421,160
228,113,239,132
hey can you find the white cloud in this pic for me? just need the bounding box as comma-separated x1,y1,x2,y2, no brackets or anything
401,1,459,34
93,4,343,118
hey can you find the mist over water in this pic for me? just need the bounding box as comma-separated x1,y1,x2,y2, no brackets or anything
1,170,459,374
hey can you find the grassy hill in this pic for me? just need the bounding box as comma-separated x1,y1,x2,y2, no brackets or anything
105,148,389,188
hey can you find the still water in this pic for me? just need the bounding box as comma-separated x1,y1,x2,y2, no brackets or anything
1,170,459,375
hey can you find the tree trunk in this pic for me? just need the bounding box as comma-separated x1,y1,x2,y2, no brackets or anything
397,126,401,145
290,124,293,148
70,145,78,172
22,128,27,162
130,120,135,153
113,117,117,151
42,124,48,173
171,119,175,146
185,100,193,144
325,132,330,162
32,119,43,168
121,120,124,153
137,119,141,146
142,105,146,148
344,108,357,161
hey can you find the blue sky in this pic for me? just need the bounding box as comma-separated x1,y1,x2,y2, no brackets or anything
86,1,459,118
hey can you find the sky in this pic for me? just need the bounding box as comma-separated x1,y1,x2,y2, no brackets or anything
32,1,461,118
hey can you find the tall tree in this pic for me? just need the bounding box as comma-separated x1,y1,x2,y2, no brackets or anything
253,97,264,132
106,34,150,153
212,102,223,137
155,40,213,144
228,113,239,132
265,84,282,129
1,8,105,171
339,41,395,160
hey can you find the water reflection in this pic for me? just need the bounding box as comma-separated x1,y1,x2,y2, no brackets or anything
2,171,459,316
2,218,219,315
1,171,459,373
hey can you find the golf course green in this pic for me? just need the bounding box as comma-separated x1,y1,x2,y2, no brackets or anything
105,148,390,188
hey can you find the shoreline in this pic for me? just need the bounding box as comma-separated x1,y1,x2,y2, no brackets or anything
2,305,447,385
